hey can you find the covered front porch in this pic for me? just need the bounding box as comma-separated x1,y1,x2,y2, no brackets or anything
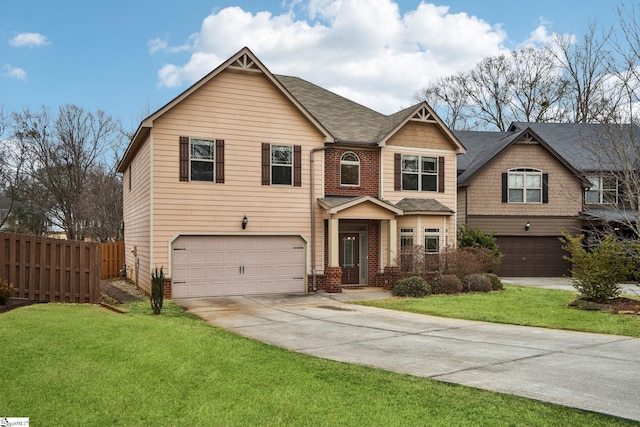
316,196,402,293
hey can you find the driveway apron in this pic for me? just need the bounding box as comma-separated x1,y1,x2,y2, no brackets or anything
175,291,640,422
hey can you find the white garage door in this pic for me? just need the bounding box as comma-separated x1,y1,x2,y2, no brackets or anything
172,235,306,298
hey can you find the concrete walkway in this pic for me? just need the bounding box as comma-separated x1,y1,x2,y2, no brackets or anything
175,287,640,422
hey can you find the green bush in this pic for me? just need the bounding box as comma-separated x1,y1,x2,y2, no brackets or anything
431,274,463,295
484,273,503,291
151,266,165,315
392,276,431,297
0,279,14,305
561,233,629,302
462,274,493,292
457,224,503,272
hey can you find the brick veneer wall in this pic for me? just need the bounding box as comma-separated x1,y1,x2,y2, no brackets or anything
164,277,172,299
325,147,380,197
367,220,379,286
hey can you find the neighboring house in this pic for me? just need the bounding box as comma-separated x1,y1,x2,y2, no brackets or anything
117,47,465,297
455,121,637,277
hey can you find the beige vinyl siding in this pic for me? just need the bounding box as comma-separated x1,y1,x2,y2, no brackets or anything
457,187,467,225
465,143,583,217
398,215,456,249
149,69,325,277
122,136,152,292
389,122,454,150
381,147,458,209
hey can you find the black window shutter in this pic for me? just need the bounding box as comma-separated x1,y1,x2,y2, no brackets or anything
394,153,401,191
438,157,445,193
262,143,270,185
215,140,225,183
502,173,508,203
293,145,302,187
179,136,189,182
542,173,549,203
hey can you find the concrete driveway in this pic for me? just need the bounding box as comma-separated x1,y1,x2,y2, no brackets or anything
175,287,640,422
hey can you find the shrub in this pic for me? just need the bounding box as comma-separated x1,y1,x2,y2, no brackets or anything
392,276,431,298
151,266,165,315
462,274,493,293
457,224,503,269
561,233,629,302
431,274,463,295
484,273,503,291
439,247,484,277
0,279,14,305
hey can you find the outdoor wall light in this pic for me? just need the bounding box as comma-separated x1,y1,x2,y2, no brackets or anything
242,215,248,230
525,221,531,231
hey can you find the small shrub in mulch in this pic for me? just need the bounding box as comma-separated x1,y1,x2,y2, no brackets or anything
461,274,493,293
568,297,640,315
431,274,464,295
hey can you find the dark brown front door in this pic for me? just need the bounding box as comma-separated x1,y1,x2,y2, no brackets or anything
339,233,359,284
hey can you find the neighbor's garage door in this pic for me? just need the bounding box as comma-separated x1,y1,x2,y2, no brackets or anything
496,236,571,277
172,235,306,298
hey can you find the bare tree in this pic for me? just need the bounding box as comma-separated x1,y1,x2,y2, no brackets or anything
548,23,615,123
12,104,123,240
414,72,473,130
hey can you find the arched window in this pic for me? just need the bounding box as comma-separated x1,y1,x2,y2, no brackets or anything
340,152,360,186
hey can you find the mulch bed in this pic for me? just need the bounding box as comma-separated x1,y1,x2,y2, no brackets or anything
569,297,640,314
0,298,37,314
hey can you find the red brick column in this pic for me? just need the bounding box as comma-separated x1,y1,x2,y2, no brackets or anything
324,266,343,293
164,277,172,299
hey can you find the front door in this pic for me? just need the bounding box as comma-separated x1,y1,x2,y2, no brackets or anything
339,233,359,284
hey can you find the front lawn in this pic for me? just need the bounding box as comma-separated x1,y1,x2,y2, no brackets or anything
359,285,640,337
1,302,635,426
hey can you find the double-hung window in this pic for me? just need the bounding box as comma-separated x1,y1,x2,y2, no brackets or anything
190,138,216,182
401,155,438,192
424,228,440,253
271,144,293,185
507,168,542,203
585,175,617,204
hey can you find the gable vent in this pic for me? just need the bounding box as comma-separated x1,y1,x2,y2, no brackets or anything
411,106,437,123
229,54,261,72
517,131,539,144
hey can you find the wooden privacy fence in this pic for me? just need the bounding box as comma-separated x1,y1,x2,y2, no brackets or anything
100,241,125,279
0,232,100,304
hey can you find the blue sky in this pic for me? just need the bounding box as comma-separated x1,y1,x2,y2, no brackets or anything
0,1,624,134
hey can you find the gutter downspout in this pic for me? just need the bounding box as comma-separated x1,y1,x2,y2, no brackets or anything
310,146,328,292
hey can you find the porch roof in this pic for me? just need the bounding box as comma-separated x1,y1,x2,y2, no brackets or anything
318,196,403,215
395,198,454,215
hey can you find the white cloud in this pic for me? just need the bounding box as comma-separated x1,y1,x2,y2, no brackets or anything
2,65,27,81
9,32,50,48
148,36,194,54
154,0,510,113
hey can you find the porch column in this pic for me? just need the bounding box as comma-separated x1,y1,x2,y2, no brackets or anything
328,216,339,267
387,218,398,267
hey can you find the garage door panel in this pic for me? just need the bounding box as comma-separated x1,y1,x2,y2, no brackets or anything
497,236,570,277
172,235,306,298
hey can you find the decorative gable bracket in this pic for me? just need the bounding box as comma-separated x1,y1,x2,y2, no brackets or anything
517,131,540,144
410,106,437,123
228,53,261,72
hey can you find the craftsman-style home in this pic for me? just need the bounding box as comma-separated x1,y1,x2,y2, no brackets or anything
117,47,465,297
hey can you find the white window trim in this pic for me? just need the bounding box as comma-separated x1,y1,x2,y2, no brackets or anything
340,152,360,186
271,144,293,186
585,174,618,204
189,137,216,182
508,168,542,204
401,154,438,192
424,228,440,253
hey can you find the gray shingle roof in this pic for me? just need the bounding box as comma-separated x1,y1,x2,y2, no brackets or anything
395,198,454,214
275,74,417,144
456,122,640,185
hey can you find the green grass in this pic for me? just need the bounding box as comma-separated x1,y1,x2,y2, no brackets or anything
359,285,640,337
1,301,635,426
